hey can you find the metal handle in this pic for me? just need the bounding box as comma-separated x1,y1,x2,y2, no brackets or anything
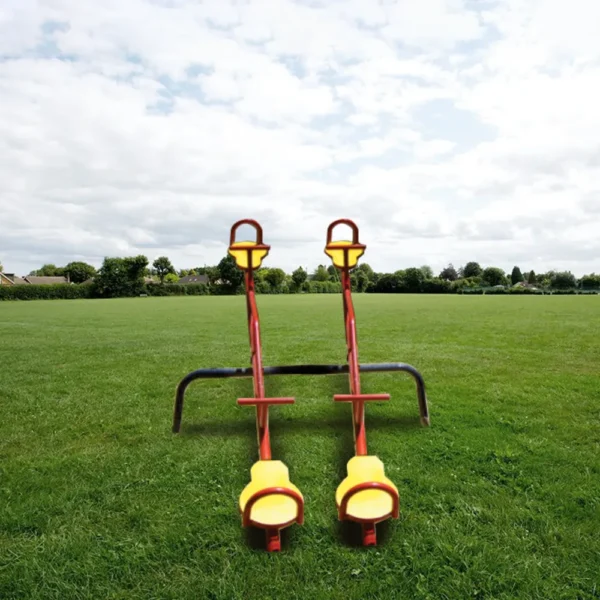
230,219,264,247
326,218,361,245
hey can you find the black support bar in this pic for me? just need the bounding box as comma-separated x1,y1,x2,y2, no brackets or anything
173,362,430,433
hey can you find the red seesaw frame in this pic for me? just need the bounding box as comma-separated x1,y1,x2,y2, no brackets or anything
172,218,430,552
229,219,295,461
228,219,304,552
326,218,403,546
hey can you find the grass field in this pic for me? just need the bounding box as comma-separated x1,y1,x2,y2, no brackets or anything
1,294,599,599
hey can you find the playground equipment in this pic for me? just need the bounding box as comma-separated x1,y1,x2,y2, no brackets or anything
224,219,304,552
325,219,399,546
173,218,430,551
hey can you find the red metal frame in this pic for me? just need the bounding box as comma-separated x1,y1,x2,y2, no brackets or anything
242,486,305,528
229,219,304,552
338,481,400,525
326,218,400,546
231,219,294,461
326,219,390,457
173,217,430,551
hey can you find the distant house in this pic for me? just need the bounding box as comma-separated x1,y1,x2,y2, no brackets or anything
1,273,29,285
0,273,68,285
178,274,209,285
24,276,69,285
82,276,156,285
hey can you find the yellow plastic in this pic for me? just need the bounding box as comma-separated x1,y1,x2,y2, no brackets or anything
335,456,398,521
325,240,365,270
228,241,268,270
239,460,303,527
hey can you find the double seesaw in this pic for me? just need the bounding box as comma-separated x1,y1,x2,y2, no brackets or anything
173,218,430,551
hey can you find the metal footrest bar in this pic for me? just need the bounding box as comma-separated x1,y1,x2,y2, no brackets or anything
173,362,429,433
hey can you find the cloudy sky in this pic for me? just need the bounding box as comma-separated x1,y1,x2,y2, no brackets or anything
1,0,599,278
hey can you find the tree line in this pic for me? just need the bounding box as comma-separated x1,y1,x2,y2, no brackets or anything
1,255,599,301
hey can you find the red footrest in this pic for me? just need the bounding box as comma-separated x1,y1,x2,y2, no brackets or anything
333,393,390,403
237,397,295,406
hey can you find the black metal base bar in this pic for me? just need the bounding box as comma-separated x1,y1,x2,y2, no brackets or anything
173,362,429,433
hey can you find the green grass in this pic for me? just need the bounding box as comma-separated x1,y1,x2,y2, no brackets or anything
1,294,599,599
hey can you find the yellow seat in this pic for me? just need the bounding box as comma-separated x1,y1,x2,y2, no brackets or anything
336,456,398,521
239,460,303,527
325,240,365,269
228,241,269,270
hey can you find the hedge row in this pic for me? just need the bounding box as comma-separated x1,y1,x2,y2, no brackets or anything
145,283,210,296
459,288,599,295
1,282,597,301
0,284,94,301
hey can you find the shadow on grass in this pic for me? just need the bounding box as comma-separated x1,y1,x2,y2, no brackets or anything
331,408,395,549
335,518,392,548
179,413,422,439
177,373,418,551
244,523,297,552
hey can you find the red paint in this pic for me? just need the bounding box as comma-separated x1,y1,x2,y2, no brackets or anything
266,529,281,552
333,393,391,402
325,219,371,457
326,219,401,547
237,397,295,406
337,481,400,521
230,219,304,552
230,219,279,461
362,522,377,546
242,486,305,528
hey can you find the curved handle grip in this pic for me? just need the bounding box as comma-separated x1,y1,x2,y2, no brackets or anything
326,219,360,245
242,486,305,527
338,481,399,520
230,219,264,247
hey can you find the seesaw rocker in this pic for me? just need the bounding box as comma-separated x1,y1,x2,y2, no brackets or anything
173,218,430,551
326,219,400,546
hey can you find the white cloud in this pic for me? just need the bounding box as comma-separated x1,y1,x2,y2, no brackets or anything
1,0,600,278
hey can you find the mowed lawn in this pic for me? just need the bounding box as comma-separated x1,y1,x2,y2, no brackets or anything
1,294,599,600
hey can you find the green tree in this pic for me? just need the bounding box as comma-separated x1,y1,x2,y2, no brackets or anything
462,262,483,278
165,273,179,284
153,256,176,284
511,266,523,285
579,273,600,290
327,265,339,281
374,273,403,293
356,263,374,280
205,266,220,286
291,267,308,289
125,255,149,292
0,261,3,272
420,265,434,279
439,264,458,281
94,255,148,298
355,270,369,292
63,261,96,284
33,263,64,277
217,255,244,292
265,268,286,289
482,267,507,287
528,270,536,284
551,271,576,290
312,265,330,282
404,267,425,293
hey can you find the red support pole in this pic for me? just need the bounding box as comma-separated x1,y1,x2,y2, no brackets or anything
362,522,377,546
244,256,271,460
230,220,295,464
341,268,368,456
266,529,281,552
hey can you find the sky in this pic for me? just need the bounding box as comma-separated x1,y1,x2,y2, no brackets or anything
1,0,599,278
